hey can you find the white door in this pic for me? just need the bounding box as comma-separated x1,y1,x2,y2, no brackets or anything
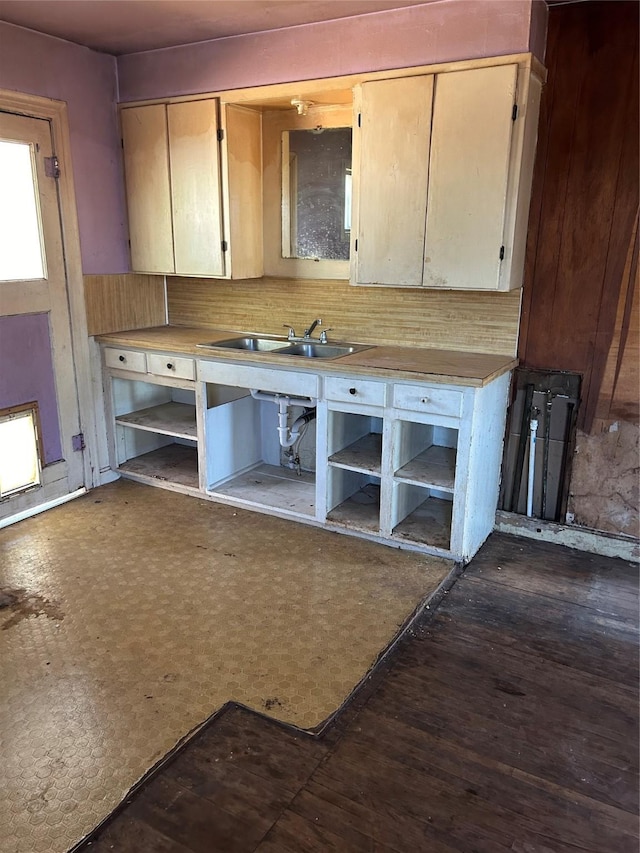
0,111,84,520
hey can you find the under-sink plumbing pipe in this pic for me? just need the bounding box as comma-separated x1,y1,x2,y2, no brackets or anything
249,389,317,448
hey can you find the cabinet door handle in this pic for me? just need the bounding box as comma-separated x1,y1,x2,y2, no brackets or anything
167,362,174,370
119,355,125,362
349,387,357,395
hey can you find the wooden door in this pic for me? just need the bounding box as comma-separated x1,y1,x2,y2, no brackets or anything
423,64,518,290
0,112,84,518
121,105,174,274
168,100,225,277
352,75,434,287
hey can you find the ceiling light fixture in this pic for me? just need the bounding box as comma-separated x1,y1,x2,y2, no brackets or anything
291,98,314,116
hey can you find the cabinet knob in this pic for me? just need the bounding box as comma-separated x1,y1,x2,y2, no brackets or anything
349,387,357,395
118,355,125,362
167,362,174,370
421,397,429,404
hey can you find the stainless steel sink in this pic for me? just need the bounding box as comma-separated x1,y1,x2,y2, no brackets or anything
275,342,370,359
197,336,371,360
197,336,289,352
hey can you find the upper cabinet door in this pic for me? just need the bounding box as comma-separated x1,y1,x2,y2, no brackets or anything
167,100,225,278
423,64,518,290
121,105,175,274
352,76,434,287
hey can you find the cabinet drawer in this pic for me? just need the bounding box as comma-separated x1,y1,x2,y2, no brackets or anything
105,347,147,373
198,360,319,398
393,384,462,419
325,376,385,407
147,353,195,381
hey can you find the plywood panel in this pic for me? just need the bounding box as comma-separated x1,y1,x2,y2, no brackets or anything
167,276,521,357
167,100,225,277
424,64,518,290
84,274,166,336
353,76,433,287
121,105,174,274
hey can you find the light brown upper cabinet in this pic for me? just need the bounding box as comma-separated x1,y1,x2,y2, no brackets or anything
351,61,542,290
121,99,262,279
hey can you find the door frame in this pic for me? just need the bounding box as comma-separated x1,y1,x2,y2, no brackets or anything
0,88,99,496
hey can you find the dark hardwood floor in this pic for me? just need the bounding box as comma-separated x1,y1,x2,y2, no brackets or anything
77,533,639,852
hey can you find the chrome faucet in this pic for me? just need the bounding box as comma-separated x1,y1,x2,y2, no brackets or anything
282,319,324,342
304,318,322,339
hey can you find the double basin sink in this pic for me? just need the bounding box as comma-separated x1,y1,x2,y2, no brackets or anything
197,336,371,360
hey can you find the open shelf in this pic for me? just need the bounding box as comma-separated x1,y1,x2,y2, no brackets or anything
392,494,452,549
328,432,382,475
390,479,452,549
118,443,199,490
326,473,380,534
395,445,456,491
210,463,315,517
115,402,197,440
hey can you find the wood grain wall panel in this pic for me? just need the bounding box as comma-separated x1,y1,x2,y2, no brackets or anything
519,1,639,431
84,274,166,336
584,43,640,426
595,218,639,424
167,276,521,356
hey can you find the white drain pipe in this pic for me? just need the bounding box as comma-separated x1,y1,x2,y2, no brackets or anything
250,389,317,448
526,414,539,517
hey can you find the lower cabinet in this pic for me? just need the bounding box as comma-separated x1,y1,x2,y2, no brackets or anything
322,393,463,553
197,359,320,519
326,407,384,534
110,379,200,491
102,348,509,562
104,350,202,494
388,419,458,550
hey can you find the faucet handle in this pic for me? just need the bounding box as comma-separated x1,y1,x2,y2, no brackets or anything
319,329,333,344
282,324,296,340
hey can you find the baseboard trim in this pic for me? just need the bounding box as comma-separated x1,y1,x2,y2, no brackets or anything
0,488,87,530
495,511,639,562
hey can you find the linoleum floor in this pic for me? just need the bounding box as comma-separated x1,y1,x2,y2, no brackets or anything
0,480,452,853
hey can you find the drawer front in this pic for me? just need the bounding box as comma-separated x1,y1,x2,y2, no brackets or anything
147,352,195,381
325,376,385,407
393,383,463,419
105,347,147,373
198,360,319,398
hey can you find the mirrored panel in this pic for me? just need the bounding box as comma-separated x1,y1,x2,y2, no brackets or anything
282,127,352,262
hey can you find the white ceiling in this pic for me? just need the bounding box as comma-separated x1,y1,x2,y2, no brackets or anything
0,0,430,55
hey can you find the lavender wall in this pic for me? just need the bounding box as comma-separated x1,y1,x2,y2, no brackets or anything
118,0,538,102
0,2,542,274
0,314,62,464
0,22,128,274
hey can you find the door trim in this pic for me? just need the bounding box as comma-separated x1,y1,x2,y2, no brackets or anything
0,88,99,489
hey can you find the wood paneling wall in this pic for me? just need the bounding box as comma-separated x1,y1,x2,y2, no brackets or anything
594,215,639,425
84,274,166,336
519,1,639,431
167,276,522,356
